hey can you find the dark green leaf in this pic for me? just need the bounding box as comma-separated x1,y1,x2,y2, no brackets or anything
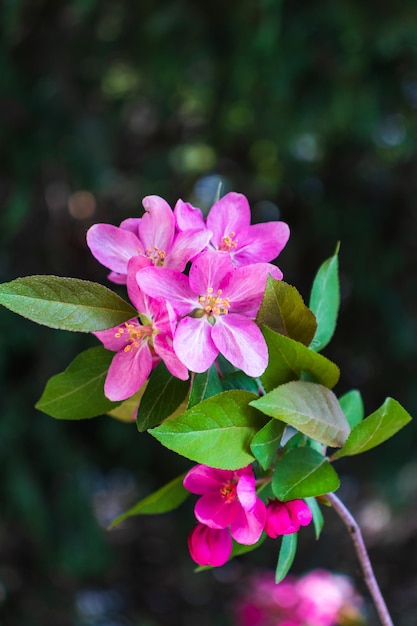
150,390,267,469
109,474,188,528
272,447,340,500
35,346,120,419
275,533,298,583
188,365,223,408
332,397,412,459
0,276,137,332
250,419,285,470
136,361,190,432
221,371,260,394
309,248,340,351
261,326,340,392
256,276,317,346
251,381,350,448
305,497,324,539
339,390,364,429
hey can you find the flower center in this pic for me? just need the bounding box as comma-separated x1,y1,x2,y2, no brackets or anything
114,321,153,352
218,232,237,252
198,287,231,317
145,246,166,266
220,480,238,504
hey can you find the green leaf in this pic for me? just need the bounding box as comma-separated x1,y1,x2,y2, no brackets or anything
150,390,267,470
275,533,298,583
332,397,412,459
0,276,137,332
251,381,350,448
338,389,364,429
305,496,324,539
261,326,340,392
188,365,223,409
256,276,317,346
250,419,286,470
272,447,340,500
136,361,190,432
221,371,260,394
309,247,340,351
35,346,120,419
109,474,188,528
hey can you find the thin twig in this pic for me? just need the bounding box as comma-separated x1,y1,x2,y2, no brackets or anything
326,492,394,626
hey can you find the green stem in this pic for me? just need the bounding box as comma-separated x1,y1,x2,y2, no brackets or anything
326,492,393,626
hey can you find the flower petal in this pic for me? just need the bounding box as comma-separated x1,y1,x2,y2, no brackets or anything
230,497,266,544
140,195,175,253
104,341,153,401
286,500,313,527
174,199,206,231
136,267,196,316
233,221,290,265
94,319,138,351
165,229,212,270
220,263,282,317
195,492,240,529
173,317,218,373
265,501,299,538
207,192,251,248
236,470,257,511
153,334,189,380
86,224,141,274
211,315,268,377
189,249,234,294
184,465,234,494
188,524,232,567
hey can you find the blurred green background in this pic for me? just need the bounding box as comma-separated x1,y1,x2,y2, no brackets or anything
1,0,417,624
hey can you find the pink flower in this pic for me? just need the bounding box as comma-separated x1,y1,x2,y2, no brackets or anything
184,464,266,545
187,523,233,567
86,195,211,283
264,499,312,538
136,250,281,377
174,191,290,267
94,258,188,401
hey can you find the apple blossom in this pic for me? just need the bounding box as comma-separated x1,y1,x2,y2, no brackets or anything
174,191,290,267
136,249,281,377
264,499,312,538
93,257,188,401
187,523,233,567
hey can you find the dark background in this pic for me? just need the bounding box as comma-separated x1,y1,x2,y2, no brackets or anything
1,1,417,624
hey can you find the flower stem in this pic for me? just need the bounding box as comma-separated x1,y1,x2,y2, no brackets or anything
326,492,393,626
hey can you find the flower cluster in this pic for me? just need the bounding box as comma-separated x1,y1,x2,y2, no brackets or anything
183,464,312,567
87,192,290,399
233,569,365,626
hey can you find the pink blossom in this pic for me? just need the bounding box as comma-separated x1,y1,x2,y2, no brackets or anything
174,191,290,267
136,250,281,377
187,523,232,567
86,195,211,283
94,258,188,401
183,464,266,545
264,499,312,538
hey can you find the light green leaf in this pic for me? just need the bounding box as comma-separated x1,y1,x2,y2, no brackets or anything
188,365,223,408
250,419,286,470
136,361,190,432
332,397,412,459
338,389,364,429
305,496,324,539
35,346,120,419
107,386,147,422
109,474,188,528
275,533,298,583
256,276,317,346
0,276,137,332
150,390,267,470
261,326,340,392
272,447,340,500
309,248,340,351
251,381,350,448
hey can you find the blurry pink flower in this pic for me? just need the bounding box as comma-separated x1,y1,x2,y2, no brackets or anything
187,523,232,567
136,250,281,377
264,499,312,538
86,195,211,283
94,258,188,401
174,192,290,267
184,464,266,545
